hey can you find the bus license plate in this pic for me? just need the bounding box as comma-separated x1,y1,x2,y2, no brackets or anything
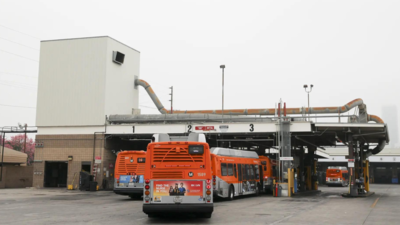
173,197,182,203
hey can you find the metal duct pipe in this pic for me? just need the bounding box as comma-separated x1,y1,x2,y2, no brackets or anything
135,79,169,114
135,79,384,123
367,114,384,124
370,139,386,155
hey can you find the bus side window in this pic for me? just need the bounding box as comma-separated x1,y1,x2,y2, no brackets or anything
244,165,248,180
238,164,242,180
234,164,237,178
228,164,233,176
250,165,255,180
255,165,260,179
247,164,252,180
221,163,227,176
242,165,246,180
264,165,267,171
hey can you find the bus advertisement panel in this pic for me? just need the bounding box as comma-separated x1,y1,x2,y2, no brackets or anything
153,180,203,197
119,175,144,184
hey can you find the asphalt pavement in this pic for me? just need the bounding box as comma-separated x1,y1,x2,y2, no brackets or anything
0,184,398,224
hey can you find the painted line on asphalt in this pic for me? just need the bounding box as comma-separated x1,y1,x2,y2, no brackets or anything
371,197,379,208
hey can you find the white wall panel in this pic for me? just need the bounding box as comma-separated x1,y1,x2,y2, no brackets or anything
36,37,140,127
104,38,140,116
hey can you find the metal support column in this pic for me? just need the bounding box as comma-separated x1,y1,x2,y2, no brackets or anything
299,147,305,192
348,133,358,196
364,160,370,192
313,160,318,190
0,132,5,182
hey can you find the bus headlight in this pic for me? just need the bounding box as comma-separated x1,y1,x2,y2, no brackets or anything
206,196,211,201
145,196,150,201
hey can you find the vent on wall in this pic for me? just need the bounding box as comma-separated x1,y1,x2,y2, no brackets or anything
112,51,125,64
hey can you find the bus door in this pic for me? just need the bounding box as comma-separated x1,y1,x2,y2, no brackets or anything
238,164,243,195
259,165,264,187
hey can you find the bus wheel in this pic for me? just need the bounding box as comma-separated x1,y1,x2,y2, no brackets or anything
228,186,234,201
197,213,212,218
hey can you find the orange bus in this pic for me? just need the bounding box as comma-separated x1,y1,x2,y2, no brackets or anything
326,167,349,187
258,156,278,194
143,134,213,218
114,151,146,199
210,148,263,200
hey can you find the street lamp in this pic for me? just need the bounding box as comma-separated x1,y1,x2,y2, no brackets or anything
220,65,225,122
303,84,313,121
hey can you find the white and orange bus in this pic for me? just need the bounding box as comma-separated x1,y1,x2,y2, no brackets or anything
259,155,278,194
114,150,146,199
143,133,213,218
326,166,349,187
210,148,263,200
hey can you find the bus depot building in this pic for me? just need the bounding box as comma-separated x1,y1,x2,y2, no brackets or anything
33,36,141,188
33,36,390,197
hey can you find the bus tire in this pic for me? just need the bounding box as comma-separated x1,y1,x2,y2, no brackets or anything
129,194,141,199
228,185,234,201
256,184,260,195
198,213,212,218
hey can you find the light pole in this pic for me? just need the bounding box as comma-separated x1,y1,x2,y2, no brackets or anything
303,84,313,121
220,65,225,122
169,86,173,114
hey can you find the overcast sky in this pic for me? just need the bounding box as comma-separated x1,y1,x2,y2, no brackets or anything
0,0,399,141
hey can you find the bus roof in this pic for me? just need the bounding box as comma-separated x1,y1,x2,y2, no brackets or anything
210,147,259,159
118,150,146,155
327,166,347,170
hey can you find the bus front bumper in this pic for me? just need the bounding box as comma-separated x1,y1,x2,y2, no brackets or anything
143,204,213,214
326,181,342,185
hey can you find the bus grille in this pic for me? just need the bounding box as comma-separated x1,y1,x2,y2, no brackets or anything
152,148,204,163
117,156,145,175
152,171,184,179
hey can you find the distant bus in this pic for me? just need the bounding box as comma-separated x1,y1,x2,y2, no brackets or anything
143,134,213,218
326,167,349,187
210,148,263,200
258,155,278,194
114,151,146,199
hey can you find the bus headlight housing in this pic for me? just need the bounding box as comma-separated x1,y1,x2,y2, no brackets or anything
206,196,211,201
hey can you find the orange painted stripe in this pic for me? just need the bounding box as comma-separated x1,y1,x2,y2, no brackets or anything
371,198,379,208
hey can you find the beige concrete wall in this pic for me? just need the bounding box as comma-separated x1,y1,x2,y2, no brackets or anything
33,134,116,189
0,166,33,188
